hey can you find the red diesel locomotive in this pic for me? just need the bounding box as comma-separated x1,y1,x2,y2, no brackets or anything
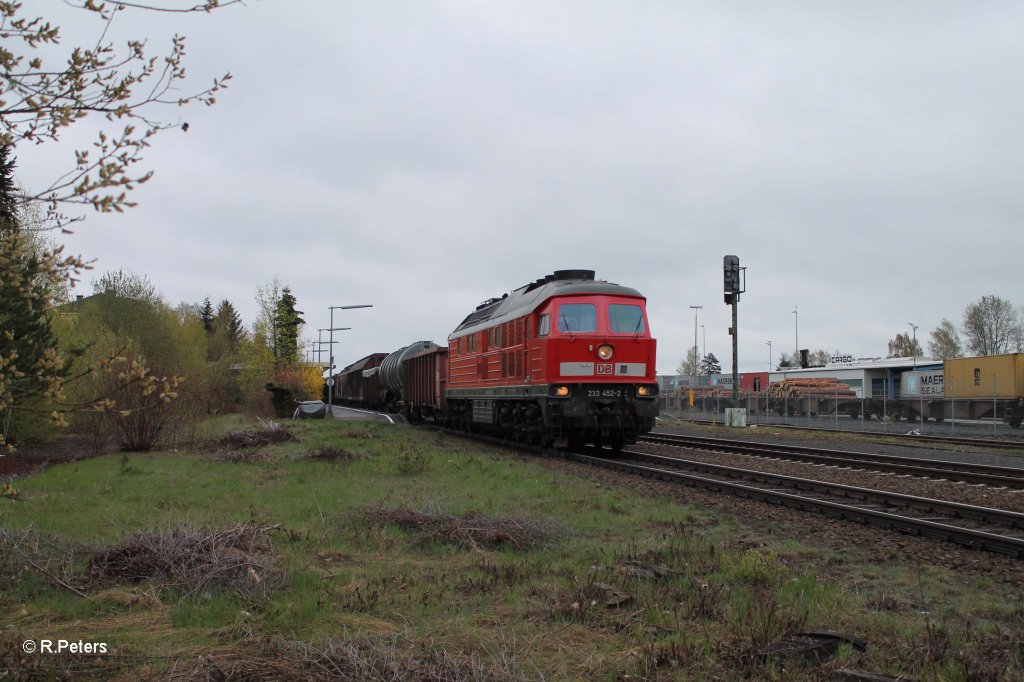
330,269,660,449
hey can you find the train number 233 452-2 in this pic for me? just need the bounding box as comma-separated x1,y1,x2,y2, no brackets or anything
587,389,623,398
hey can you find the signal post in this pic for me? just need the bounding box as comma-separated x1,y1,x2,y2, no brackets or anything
723,255,746,427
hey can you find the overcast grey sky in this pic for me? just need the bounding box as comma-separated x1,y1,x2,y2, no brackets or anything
20,1,1024,374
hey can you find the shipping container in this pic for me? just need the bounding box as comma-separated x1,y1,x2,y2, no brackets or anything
901,370,945,398
943,353,1024,400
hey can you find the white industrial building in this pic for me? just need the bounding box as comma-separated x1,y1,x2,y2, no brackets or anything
767,356,942,399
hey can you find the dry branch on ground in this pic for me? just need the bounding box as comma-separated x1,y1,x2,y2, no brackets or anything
86,523,283,601
360,506,564,551
216,419,296,450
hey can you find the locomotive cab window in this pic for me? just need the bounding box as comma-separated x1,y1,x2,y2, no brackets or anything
557,303,597,333
537,313,550,337
609,304,645,334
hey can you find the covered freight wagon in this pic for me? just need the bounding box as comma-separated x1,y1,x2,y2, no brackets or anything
333,353,388,408
402,345,448,423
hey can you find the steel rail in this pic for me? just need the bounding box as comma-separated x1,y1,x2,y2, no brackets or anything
572,449,1024,557
642,432,1024,488
669,420,1024,450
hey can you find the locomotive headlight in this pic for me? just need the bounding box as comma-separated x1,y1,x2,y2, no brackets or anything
637,386,649,396
636,385,657,397
597,344,614,360
554,385,570,397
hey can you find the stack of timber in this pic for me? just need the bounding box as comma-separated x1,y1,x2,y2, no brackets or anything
767,378,857,399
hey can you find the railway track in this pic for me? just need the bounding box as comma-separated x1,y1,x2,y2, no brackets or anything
674,419,1024,451
437,428,1024,556
641,432,1024,489
571,447,1024,558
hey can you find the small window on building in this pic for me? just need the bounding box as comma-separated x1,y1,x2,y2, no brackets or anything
538,313,550,337
974,368,981,386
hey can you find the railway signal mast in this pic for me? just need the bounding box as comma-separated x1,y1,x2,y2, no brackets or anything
723,255,745,406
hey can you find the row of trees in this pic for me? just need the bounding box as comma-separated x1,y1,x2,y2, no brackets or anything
1,149,321,451
886,296,1023,361
1,1,241,451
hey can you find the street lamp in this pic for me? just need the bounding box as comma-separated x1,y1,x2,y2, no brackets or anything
689,305,702,410
908,321,921,428
766,339,772,370
316,328,326,364
907,322,918,370
700,324,706,412
793,306,798,361
326,304,373,416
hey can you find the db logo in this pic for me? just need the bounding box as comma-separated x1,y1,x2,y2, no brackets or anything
596,363,613,375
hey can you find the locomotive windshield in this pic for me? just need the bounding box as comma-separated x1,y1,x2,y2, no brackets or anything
557,303,597,333
609,304,645,334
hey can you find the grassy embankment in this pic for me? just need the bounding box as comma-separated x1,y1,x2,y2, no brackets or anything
1,416,1021,680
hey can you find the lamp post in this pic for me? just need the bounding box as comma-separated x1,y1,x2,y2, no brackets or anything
908,321,920,428
689,305,702,413
321,327,350,394
700,324,706,412
907,322,918,370
766,340,772,370
793,306,798,360
326,304,373,416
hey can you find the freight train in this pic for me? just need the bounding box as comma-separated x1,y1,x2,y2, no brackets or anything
327,270,660,448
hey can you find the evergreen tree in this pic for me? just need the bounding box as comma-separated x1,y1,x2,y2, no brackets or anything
0,146,73,445
200,297,215,334
273,287,304,363
214,300,245,347
699,353,722,375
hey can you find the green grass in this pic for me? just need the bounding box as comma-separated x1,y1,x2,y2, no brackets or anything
2,417,1022,680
